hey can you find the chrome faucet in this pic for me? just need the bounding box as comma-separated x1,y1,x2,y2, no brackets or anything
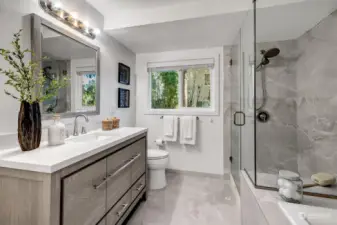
73,114,89,136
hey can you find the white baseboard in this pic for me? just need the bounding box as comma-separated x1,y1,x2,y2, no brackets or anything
167,168,230,180
230,173,241,201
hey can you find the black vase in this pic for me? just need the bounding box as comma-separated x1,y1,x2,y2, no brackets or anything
18,101,42,151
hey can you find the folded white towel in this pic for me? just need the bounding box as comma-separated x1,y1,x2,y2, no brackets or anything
183,118,193,139
163,116,178,142
180,116,197,145
163,116,174,136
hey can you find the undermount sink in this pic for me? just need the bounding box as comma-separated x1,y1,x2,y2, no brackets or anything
67,133,110,143
66,130,122,144
94,130,122,137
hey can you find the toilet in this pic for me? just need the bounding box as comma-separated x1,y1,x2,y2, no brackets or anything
147,149,169,190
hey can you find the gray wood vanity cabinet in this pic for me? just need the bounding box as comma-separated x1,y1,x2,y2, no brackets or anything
0,133,147,225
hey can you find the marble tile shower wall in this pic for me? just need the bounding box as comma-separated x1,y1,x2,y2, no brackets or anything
256,39,300,174
256,10,337,179
296,10,337,178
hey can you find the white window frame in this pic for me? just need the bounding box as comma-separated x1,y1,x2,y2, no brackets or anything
146,57,220,116
70,58,96,112
76,71,97,112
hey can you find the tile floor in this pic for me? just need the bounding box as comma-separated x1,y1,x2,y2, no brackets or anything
126,172,241,225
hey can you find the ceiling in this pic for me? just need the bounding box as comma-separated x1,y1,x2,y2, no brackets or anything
86,0,337,53
89,0,202,10
87,0,252,29
106,12,247,53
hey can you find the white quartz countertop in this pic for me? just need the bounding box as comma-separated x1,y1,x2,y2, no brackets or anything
0,127,147,173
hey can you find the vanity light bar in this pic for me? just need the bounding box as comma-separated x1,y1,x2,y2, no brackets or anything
39,0,100,39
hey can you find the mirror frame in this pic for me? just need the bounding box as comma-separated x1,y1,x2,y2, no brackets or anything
30,14,100,119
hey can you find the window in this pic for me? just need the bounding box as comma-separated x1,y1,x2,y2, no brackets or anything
151,70,179,109
81,72,96,107
182,68,211,108
148,58,217,114
74,71,97,111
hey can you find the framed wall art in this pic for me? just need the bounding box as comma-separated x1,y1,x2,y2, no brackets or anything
118,88,130,108
118,63,130,85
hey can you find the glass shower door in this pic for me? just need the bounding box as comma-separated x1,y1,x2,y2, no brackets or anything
230,31,243,192
230,4,255,191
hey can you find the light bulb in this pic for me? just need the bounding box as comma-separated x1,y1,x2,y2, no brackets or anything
93,28,101,35
59,10,64,19
83,21,90,33
71,12,78,19
83,21,89,27
53,1,63,9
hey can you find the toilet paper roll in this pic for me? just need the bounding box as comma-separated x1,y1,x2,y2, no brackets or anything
155,139,164,146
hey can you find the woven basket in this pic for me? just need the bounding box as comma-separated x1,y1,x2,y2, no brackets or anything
112,119,120,129
102,120,113,131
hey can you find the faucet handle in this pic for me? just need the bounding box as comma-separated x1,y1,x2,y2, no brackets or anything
81,126,87,134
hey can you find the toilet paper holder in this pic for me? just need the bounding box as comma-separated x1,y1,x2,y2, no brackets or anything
154,139,164,145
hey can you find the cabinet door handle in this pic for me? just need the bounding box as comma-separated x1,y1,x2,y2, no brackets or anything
106,154,141,183
93,177,107,190
107,159,133,181
117,203,129,217
94,153,142,189
136,183,144,191
131,153,141,161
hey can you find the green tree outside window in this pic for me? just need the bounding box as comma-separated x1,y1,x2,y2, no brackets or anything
151,70,178,109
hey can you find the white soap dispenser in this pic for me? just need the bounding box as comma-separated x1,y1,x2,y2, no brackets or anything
48,114,66,146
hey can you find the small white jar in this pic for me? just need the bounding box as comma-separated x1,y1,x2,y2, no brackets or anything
48,114,66,146
277,170,303,203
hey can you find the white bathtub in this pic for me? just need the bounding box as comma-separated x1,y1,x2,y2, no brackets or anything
279,201,337,225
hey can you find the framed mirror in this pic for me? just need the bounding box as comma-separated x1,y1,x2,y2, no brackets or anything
31,14,100,119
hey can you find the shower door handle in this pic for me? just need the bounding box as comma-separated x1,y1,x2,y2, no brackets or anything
234,111,245,126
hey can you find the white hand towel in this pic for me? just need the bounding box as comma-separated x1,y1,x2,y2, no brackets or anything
163,116,178,142
180,116,197,145
163,116,174,136
183,118,193,139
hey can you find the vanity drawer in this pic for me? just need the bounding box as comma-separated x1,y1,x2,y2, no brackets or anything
106,192,132,225
131,175,146,202
106,145,133,209
131,138,146,183
63,159,107,225
97,219,106,225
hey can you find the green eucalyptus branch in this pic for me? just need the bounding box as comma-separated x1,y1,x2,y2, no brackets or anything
0,30,69,104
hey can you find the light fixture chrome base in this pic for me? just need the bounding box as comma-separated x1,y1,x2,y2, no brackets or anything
39,0,97,39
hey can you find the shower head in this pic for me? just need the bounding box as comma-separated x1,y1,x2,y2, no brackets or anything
256,48,281,69
261,48,280,58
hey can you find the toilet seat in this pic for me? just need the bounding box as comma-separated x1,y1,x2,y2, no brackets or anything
148,149,169,160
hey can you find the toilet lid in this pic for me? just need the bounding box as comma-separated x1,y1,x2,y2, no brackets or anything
148,149,169,160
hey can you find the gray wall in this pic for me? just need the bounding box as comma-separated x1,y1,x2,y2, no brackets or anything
256,10,337,179
256,39,300,174
296,10,337,178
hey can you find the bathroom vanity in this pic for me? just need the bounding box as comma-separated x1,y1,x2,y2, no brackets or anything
0,127,147,225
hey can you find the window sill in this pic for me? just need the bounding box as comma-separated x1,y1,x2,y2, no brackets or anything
145,108,219,116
